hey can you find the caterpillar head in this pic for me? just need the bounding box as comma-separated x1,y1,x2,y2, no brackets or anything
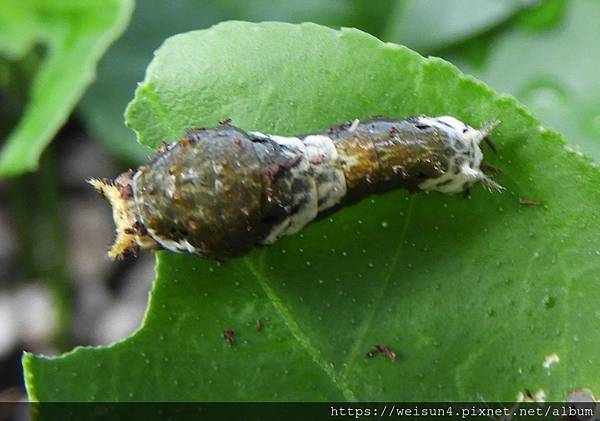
416,116,502,194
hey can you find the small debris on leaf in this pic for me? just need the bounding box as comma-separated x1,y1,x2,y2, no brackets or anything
376,345,397,361
223,329,235,347
519,198,542,207
366,344,396,361
255,319,262,332
517,389,546,402
542,352,560,369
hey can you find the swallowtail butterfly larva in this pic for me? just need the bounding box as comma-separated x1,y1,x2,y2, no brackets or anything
90,116,501,260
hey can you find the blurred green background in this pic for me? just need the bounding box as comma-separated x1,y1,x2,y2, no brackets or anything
0,0,597,401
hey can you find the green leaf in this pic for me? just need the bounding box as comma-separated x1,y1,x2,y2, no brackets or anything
78,0,391,164
24,22,600,401
383,0,535,53
444,0,600,160
514,0,567,30
0,0,133,177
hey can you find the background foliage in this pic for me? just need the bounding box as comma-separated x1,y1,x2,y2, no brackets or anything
0,0,133,176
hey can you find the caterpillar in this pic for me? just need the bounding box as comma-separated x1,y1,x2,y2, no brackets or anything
90,116,501,260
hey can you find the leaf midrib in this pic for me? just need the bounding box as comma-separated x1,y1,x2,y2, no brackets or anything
244,258,357,401
243,197,416,401
339,197,416,381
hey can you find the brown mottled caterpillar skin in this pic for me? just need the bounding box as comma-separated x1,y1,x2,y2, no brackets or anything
90,116,500,260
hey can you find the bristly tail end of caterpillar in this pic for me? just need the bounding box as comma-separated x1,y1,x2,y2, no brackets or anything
88,174,159,260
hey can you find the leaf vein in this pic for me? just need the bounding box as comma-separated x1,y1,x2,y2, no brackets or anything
244,258,356,401
340,197,416,382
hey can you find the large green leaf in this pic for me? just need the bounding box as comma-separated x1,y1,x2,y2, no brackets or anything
0,0,133,176
24,22,600,401
445,0,600,160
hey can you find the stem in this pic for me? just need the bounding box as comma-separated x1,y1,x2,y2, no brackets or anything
37,149,72,351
